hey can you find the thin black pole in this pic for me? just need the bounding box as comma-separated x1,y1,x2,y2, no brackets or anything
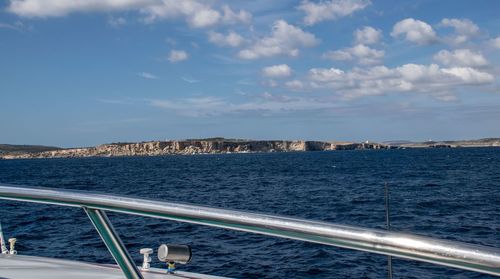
385,182,393,279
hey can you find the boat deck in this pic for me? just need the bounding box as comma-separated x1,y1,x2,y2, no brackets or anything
0,254,229,279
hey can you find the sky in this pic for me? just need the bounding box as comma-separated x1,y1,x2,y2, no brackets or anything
1,0,500,147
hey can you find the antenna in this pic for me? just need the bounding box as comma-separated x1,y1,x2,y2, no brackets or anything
385,182,393,279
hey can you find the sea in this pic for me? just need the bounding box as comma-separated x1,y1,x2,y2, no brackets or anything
0,148,499,278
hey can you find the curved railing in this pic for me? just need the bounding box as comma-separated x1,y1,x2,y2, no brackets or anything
0,184,499,278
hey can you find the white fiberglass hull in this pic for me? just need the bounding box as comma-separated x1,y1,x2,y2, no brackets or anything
0,254,230,279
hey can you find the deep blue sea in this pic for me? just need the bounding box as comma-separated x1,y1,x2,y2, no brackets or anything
0,148,499,278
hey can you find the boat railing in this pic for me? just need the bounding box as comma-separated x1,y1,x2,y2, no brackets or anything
0,184,499,278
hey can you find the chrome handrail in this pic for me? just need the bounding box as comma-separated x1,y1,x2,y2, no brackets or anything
0,184,499,278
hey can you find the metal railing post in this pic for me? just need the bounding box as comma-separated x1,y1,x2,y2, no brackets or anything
84,207,143,279
0,221,8,254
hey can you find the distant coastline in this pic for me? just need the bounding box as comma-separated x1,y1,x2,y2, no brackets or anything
1,138,499,159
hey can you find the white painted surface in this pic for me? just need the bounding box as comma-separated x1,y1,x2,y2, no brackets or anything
0,254,230,279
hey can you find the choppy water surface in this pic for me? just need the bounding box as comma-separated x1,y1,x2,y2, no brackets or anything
0,148,499,278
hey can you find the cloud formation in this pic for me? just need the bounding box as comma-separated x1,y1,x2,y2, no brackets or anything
7,0,251,28
208,31,244,47
6,1,500,117
354,26,382,45
0,21,26,31
262,64,292,78
391,18,438,45
323,44,384,65
433,49,488,67
7,0,149,17
150,95,338,116
168,50,188,62
181,76,201,83
285,80,305,91
439,18,479,44
138,72,158,79
308,64,494,99
108,16,126,28
491,37,500,49
221,5,251,25
238,20,319,59
142,2,251,27
141,1,220,27
298,0,371,25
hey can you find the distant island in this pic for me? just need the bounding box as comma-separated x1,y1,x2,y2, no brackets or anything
1,138,499,159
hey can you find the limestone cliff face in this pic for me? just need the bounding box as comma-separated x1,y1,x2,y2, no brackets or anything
0,140,391,159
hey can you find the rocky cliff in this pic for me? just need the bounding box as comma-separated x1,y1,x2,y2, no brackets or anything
390,138,500,148
0,139,391,159
0,144,61,155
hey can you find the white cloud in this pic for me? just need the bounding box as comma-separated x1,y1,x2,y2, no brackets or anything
391,18,438,45
138,72,158,79
151,97,226,116
181,76,201,83
354,26,382,45
323,44,384,65
0,22,21,31
208,31,244,47
238,20,319,59
433,49,487,67
141,1,220,27
285,80,304,91
168,50,188,62
221,5,251,24
491,37,500,49
142,2,251,28
262,64,292,78
263,80,279,87
308,63,494,99
0,23,15,29
440,18,479,44
150,95,338,116
440,67,493,84
108,16,126,28
7,0,252,29
7,0,153,17
191,9,220,27
298,0,371,25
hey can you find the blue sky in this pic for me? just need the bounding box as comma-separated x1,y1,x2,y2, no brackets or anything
1,0,499,147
